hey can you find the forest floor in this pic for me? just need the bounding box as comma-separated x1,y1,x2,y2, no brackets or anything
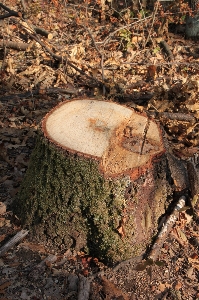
0,0,199,299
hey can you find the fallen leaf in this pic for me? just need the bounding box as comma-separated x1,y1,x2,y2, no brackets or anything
0,281,11,291
101,276,129,300
0,202,6,215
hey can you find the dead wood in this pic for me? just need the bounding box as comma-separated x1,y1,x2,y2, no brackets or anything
0,229,29,257
148,196,186,261
112,255,144,272
46,87,78,95
28,254,57,279
187,160,199,198
159,112,196,123
20,0,28,11
0,40,29,51
0,3,21,19
68,274,79,292
160,40,174,61
0,87,78,103
78,274,90,300
32,26,53,40
20,24,102,86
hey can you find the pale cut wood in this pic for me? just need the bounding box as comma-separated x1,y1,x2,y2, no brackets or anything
0,229,29,257
42,99,165,179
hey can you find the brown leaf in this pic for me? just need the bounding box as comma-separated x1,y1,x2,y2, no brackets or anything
0,202,6,215
101,276,129,300
0,281,11,291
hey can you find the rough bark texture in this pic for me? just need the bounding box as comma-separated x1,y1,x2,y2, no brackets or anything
13,99,173,263
186,0,199,38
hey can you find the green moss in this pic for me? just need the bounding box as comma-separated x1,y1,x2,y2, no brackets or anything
13,135,169,263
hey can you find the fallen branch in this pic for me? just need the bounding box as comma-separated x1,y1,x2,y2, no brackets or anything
78,274,90,300
28,254,57,279
32,26,53,40
148,111,197,123
160,40,174,61
112,255,144,272
0,87,78,103
144,1,159,47
148,196,186,261
81,24,106,95
19,22,102,87
159,112,196,123
0,3,21,19
0,229,29,257
0,40,29,51
103,15,153,46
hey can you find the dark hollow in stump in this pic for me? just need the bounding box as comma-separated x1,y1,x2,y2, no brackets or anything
14,99,172,263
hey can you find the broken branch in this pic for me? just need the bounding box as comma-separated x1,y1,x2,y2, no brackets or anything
0,229,29,257
0,40,29,51
78,274,90,300
148,196,186,261
32,26,53,40
0,3,21,19
19,22,102,86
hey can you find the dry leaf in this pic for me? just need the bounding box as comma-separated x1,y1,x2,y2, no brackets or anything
101,276,129,300
0,202,6,215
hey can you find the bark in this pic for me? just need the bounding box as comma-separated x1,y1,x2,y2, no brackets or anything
13,99,174,263
0,230,29,257
78,274,90,300
186,0,199,38
0,41,29,51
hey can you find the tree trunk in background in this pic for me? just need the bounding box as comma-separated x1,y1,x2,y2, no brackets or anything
186,0,199,38
13,99,173,263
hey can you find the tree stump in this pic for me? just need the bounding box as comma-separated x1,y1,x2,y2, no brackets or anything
14,99,172,263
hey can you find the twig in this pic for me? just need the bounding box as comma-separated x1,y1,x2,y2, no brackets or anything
28,254,57,279
0,3,21,19
21,0,28,11
19,22,102,86
148,111,197,123
144,1,159,48
148,196,186,261
112,255,144,272
81,24,106,95
103,15,153,46
159,112,196,123
0,40,29,51
140,117,150,155
0,229,29,257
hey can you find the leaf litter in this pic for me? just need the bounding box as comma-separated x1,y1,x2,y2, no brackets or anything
0,0,199,299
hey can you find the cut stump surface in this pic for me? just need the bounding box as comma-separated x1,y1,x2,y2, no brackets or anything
42,99,165,179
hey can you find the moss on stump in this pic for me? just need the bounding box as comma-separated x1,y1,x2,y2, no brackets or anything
14,136,172,263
